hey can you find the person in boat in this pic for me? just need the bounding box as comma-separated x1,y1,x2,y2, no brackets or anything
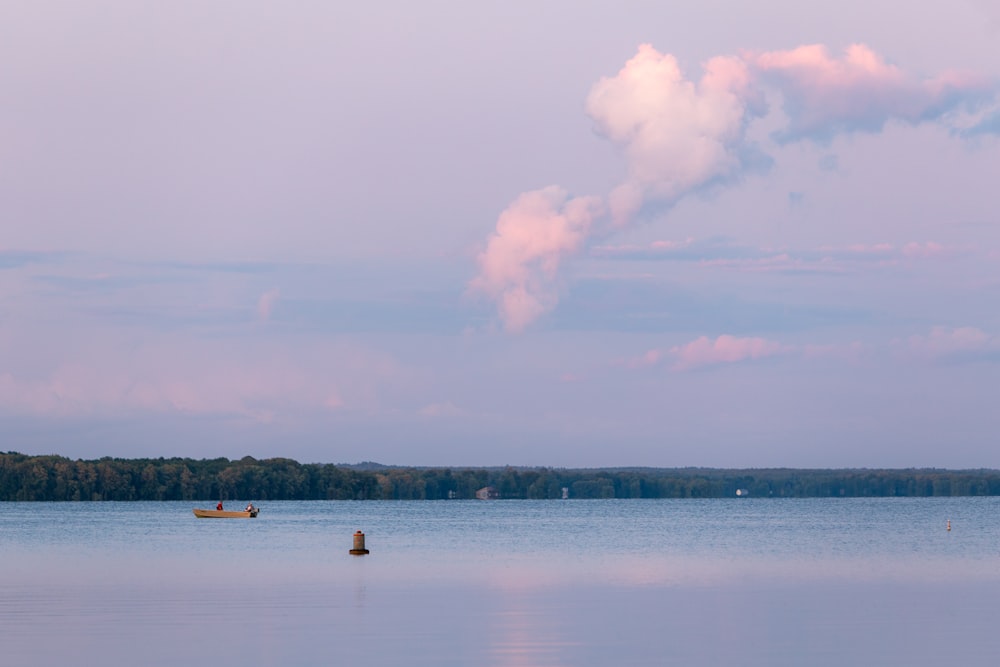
217,501,223,511
245,502,254,512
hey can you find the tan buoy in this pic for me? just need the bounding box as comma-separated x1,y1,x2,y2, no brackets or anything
350,530,370,555
947,519,951,532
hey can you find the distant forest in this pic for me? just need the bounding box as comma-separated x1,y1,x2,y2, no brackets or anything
3,452,1000,501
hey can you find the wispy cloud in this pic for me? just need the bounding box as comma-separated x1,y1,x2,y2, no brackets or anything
592,238,959,273
626,327,1000,372
635,327,1000,369
623,335,787,371
813,242,957,266
669,334,786,370
626,349,664,369
0,336,402,422
900,242,947,258
752,43,994,143
590,237,726,261
959,109,1000,137
899,326,1000,360
699,253,839,274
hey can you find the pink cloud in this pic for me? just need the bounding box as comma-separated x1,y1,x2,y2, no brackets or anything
669,334,785,370
900,241,946,258
751,43,993,142
468,186,604,332
616,338,868,374
471,43,997,332
585,44,759,226
626,349,664,369
842,243,895,255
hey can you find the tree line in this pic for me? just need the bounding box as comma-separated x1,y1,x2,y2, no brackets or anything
3,452,1000,501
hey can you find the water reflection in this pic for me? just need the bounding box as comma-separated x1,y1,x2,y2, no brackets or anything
487,597,576,667
4,499,1000,666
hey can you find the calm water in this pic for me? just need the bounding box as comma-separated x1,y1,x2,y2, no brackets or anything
3,498,1000,665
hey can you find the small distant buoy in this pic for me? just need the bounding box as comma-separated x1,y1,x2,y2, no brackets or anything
947,519,951,532
349,530,370,555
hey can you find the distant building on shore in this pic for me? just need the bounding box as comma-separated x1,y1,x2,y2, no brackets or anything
475,486,499,500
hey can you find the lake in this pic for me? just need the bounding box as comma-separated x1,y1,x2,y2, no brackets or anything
3,498,1000,666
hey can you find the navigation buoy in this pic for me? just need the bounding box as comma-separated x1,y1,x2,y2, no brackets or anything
350,530,370,555
947,519,951,532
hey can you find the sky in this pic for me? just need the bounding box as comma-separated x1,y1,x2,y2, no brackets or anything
2,0,999,468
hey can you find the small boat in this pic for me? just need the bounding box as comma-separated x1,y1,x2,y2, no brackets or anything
193,508,259,518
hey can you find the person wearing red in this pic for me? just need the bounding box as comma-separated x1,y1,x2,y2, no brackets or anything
216,501,223,511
